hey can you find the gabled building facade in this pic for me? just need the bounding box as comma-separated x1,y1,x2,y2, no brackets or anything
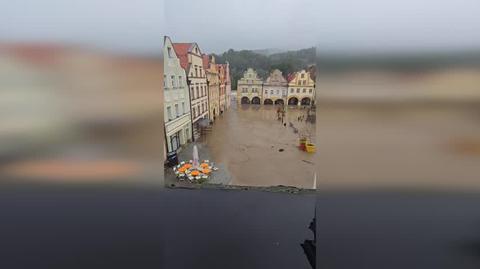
164,36,192,153
217,63,226,113
216,62,232,111
262,69,288,105
172,41,209,140
237,68,263,105
224,62,232,109
287,69,315,106
203,54,220,121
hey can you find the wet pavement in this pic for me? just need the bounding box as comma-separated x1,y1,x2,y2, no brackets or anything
164,142,233,187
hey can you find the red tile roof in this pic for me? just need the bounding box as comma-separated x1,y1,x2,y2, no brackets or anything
172,43,192,70
287,73,296,82
202,54,210,70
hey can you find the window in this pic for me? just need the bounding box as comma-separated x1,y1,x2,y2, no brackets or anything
167,106,172,120
191,87,195,99
182,102,185,114
309,89,313,93
193,107,196,118
297,88,300,93
167,47,173,58
164,75,167,88
178,76,182,87
265,90,268,94
195,66,198,77
270,90,273,94
303,88,306,93
196,86,199,98
301,73,305,78
290,89,294,93
171,76,175,87
276,90,279,95
175,104,179,117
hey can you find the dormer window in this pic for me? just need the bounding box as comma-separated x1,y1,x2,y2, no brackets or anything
167,47,173,58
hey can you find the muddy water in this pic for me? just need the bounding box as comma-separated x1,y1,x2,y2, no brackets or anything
316,103,480,191
198,103,316,189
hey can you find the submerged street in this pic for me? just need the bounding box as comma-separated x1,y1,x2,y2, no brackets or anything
196,102,316,189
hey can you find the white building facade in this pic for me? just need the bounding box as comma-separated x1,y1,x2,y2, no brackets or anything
262,69,288,105
173,42,209,140
164,36,192,153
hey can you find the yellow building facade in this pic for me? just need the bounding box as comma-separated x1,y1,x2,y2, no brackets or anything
287,69,315,106
237,68,263,104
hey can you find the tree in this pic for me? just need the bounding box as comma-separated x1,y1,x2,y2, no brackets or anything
213,47,315,90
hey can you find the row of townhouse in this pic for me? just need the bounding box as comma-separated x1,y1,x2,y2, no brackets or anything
164,36,231,154
237,68,316,106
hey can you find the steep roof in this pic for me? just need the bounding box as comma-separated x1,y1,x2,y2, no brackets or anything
172,43,192,70
202,54,210,70
216,64,225,83
287,72,296,82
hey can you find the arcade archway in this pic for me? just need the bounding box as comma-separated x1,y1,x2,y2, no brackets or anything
288,97,298,106
241,97,250,104
301,97,311,106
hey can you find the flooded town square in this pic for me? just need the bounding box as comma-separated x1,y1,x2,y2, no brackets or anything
203,102,315,188
165,102,316,189
162,36,316,190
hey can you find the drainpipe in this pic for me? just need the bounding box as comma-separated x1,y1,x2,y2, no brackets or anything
186,77,195,142
164,124,169,161
206,78,210,122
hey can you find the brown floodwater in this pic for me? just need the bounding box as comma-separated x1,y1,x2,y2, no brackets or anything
315,69,480,191
316,103,480,191
198,103,316,189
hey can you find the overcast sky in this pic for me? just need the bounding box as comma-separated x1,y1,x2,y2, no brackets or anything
1,0,480,55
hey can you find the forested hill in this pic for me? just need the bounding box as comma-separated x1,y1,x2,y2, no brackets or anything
212,47,315,90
